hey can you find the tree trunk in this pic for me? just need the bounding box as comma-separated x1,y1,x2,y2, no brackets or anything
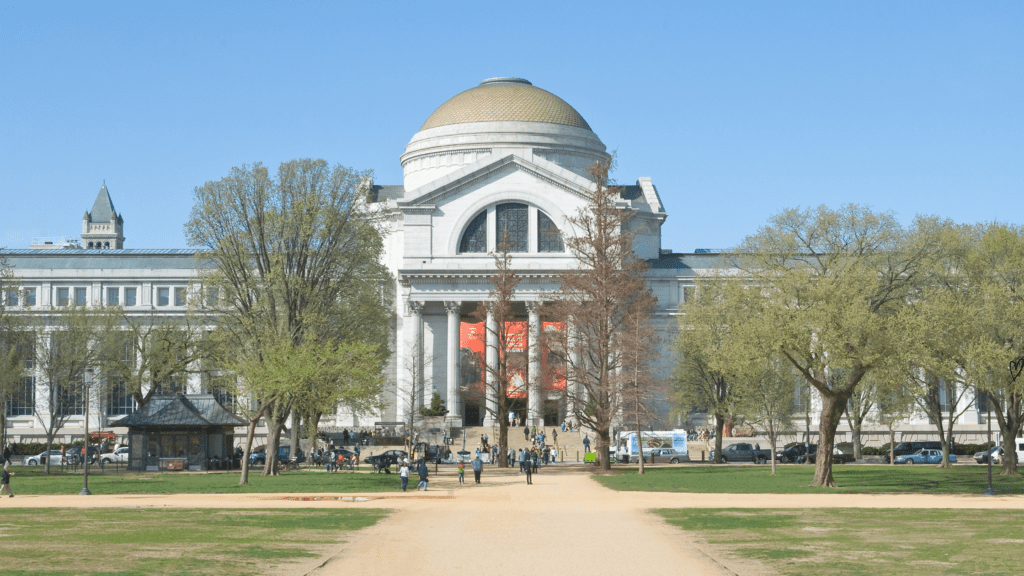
44,437,53,475
889,430,895,467
263,403,288,476
938,413,953,469
1001,432,1019,476
290,409,301,462
713,414,725,464
636,425,645,475
598,426,611,471
498,414,508,467
811,393,847,488
850,423,862,460
239,417,258,485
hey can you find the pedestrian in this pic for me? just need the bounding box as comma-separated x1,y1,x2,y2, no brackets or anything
523,425,530,441
491,444,498,464
525,455,533,484
551,446,558,463
471,454,483,484
532,449,540,473
399,459,409,491
583,434,591,453
543,445,550,465
1,463,13,498
354,444,361,466
552,428,558,444
518,448,527,473
416,459,429,491
458,460,465,485
2,442,11,466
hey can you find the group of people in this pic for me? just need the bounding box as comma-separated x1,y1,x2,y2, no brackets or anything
315,445,361,472
689,428,715,442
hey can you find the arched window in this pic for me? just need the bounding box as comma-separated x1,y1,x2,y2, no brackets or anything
459,211,488,253
537,212,564,252
496,203,528,252
457,203,565,254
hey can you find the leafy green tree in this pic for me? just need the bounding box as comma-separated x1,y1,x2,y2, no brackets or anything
738,358,800,476
699,206,938,487
0,258,29,449
186,159,392,479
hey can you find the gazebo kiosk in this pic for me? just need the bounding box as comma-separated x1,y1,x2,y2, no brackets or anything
112,394,245,472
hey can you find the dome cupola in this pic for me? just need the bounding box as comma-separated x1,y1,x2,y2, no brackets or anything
401,78,609,191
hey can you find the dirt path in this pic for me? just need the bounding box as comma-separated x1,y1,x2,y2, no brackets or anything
7,469,1024,576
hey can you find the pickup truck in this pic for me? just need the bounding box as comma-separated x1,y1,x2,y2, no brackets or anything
711,443,772,464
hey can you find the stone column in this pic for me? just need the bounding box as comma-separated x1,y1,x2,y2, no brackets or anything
409,300,424,415
484,303,498,426
445,300,462,426
527,301,542,426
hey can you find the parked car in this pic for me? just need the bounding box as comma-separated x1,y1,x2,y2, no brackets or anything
894,448,956,465
643,448,688,464
66,445,101,465
23,450,64,466
883,441,941,463
711,443,772,464
777,443,815,463
249,445,299,466
101,446,130,465
364,449,408,473
974,446,1002,464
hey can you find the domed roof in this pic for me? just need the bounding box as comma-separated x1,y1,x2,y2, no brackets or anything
419,78,592,132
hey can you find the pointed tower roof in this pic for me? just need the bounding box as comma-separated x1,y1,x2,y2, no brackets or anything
89,183,116,223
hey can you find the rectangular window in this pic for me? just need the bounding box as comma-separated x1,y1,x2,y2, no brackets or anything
108,381,136,416
106,287,119,306
124,287,137,306
174,287,187,306
25,288,36,306
57,287,70,306
5,290,16,306
55,383,84,416
74,287,87,306
5,377,34,416
205,287,219,307
157,287,170,306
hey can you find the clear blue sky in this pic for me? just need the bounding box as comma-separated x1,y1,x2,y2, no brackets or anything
3,2,1021,251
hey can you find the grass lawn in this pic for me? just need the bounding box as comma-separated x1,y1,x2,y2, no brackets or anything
0,508,387,576
595,464,1024,494
10,467,407,495
656,507,1023,576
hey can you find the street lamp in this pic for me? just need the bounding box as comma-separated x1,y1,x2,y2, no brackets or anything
984,392,995,497
80,366,92,496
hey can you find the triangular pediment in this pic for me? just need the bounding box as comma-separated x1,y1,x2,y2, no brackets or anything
396,153,596,209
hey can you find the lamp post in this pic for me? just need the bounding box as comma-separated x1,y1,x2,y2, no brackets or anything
80,366,92,496
984,393,995,497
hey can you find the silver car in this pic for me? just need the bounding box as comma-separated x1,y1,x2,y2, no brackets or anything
23,450,64,466
645,448,690,464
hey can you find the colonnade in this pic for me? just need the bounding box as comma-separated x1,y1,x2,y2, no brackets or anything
405,299,549,427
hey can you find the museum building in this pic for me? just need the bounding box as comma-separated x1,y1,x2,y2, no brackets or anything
2,78,993,447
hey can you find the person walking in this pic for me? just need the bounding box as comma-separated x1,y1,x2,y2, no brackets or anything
416,459,429,491
457,460,465,485
551,446,558,463
3,442,12,466
518,448,527,473
491,444,498,464
523,425,530,441
552,428,558,445
399,459,410,491
471,454,483,484
525,455,533,484
1,463,13,497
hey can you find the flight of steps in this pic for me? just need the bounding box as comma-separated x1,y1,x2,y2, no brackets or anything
454,425,590,462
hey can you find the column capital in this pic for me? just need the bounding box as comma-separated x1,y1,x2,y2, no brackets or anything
444,300,462,315
407,300,423,315
526,300,541,314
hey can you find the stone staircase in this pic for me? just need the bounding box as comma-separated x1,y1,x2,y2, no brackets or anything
454,425,590,462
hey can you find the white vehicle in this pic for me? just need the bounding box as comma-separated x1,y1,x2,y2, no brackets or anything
616,430,690,463
101,446,130,465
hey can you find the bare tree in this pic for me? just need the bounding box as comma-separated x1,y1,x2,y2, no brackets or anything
471,237,520,468
550,161,657,470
